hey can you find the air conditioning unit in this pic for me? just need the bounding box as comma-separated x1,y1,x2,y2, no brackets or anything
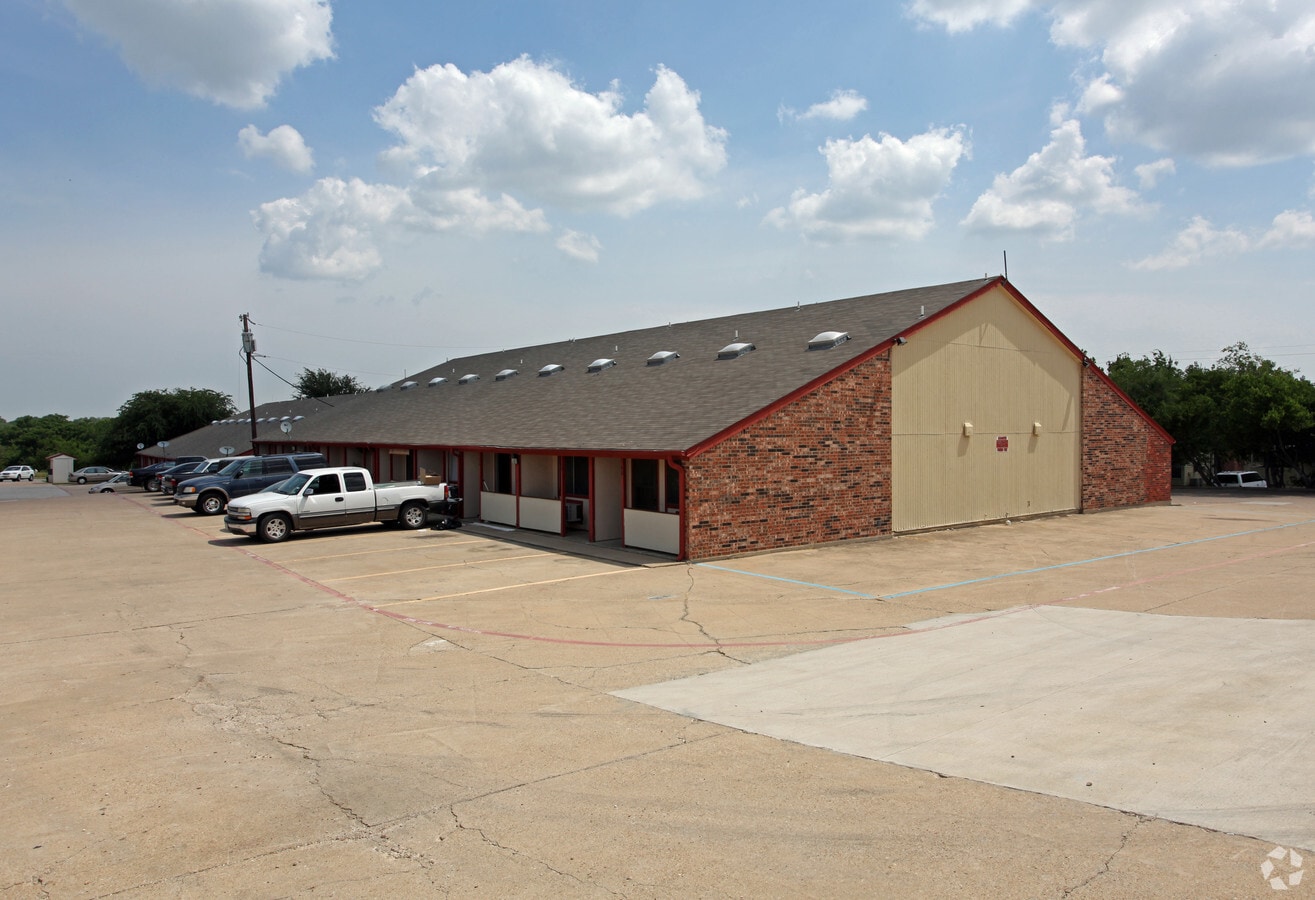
565,501,583,524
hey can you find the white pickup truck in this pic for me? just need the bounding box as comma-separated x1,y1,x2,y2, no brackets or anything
224,467,456,543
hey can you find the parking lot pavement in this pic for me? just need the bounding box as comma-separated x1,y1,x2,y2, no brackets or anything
1,486,1311,897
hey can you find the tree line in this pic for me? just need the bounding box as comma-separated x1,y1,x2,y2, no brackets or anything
1107,343,1315,487
0,369,368,472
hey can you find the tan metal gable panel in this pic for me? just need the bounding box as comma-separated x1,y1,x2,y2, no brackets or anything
892,285,1080,532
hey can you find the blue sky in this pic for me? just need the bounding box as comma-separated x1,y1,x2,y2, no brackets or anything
3,0,1313,420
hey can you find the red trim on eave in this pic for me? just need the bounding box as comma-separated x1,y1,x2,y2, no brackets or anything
990,280,1176,446
686,278,1006,459
685,276,1173,458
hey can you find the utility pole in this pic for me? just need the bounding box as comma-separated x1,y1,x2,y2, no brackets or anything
241,313,257,443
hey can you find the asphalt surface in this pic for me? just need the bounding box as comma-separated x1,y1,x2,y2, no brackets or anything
1,481,1311,897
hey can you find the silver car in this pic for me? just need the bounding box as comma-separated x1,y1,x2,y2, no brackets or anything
89,472,133,493
70,466,123,484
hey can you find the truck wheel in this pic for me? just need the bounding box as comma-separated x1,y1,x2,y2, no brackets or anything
400,501,429,529
258,513,292,543
146,478,159,491
197,493,225,515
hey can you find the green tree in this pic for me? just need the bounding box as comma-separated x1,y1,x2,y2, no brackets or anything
0,414,112,470
294,368,367,399
1109,345,1315,486
97,388,237,465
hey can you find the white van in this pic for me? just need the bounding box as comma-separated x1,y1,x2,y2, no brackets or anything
1215,470,1267,488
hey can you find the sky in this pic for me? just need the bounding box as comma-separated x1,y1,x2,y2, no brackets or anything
2,0,1314,421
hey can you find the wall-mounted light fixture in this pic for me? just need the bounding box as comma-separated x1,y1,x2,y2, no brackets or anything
894,336,907,345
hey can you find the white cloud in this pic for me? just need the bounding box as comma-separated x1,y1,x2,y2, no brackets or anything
556,230,602,263
254,177,548,280
765,128,968,240
906,0,1041,33
913,1,1315,166
374,57,728,215
799,90,869,122
1133,216,1251,270
238,124,314,174
1259,209,1315,248
62,0,334,110
963,112,1143,239
1134,157,1175,190
253,57,723,281
1134,209,1315,270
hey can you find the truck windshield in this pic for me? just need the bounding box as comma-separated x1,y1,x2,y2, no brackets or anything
272,473,313,495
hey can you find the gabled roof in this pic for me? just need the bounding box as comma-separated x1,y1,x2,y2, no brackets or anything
157,395,371,460
280,278,997,454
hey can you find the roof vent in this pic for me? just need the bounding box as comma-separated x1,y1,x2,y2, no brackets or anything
538,364,565,377
458,374,480,385
647,351,680,366
400,380,418,390
587,358,617,373
808,331,850,351
717,342,756,360
495,369,519,381
428,376,447,387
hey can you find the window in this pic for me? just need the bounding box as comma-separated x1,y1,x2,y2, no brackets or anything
564,457,589,496
494,453,514,494
309,473,341,494
344,471,367,492
265,458,294,475
630,459,659,511
665,463,680,511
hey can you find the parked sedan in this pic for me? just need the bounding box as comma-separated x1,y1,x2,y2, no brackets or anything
69,466,123,484
0,465,36,481
89,472,132,493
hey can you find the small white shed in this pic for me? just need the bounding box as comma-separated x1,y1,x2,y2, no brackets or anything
47,453,75,483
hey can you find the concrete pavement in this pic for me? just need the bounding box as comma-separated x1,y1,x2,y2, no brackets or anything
1,481,1312,897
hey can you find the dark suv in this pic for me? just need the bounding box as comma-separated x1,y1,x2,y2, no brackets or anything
175,452,327,515
130,457,207,490
159,457,244,495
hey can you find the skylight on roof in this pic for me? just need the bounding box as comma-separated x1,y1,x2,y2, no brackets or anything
808,331,850,351
647,351,680,366
538,364,565,377
717,342,756,360
400,380,418,390
587,358,617,373
495,369,519,381
459,374,480,384
428,376,447,387
375,384,391,392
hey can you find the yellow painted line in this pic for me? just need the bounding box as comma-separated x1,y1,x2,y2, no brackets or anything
381,567,643,605
282,538,488,563
321,552,553,583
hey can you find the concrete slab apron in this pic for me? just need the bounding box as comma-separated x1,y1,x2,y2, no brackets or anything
615,606,1315,851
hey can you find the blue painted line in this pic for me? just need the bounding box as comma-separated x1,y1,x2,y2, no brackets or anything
696,563,877,599
883,517,1315,599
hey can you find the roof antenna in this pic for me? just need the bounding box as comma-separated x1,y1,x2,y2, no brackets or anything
1003,250,1008,281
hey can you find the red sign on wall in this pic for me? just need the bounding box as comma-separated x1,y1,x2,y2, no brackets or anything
996,435,1009,452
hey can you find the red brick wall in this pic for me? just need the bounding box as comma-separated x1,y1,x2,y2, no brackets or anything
685,354,892,559
1081,368,1173,510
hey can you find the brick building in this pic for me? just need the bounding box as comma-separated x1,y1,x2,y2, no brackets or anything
205,276,1170,559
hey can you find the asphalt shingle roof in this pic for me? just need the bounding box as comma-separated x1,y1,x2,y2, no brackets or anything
266,278,998,455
